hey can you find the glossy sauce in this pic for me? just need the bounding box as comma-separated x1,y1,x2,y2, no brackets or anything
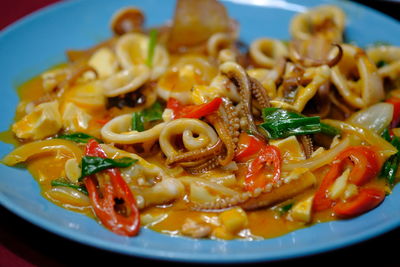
2,70,390,240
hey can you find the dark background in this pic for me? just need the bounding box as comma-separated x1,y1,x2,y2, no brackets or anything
1,1,399,266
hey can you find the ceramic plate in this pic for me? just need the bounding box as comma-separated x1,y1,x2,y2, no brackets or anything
1,0,399,263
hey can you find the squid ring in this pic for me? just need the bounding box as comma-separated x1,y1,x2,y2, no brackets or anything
207,32,234,58
115,33,169,80
331,44,384,109
101,113,166,144
102,64,150,97
159,118,219,160
249,38,288,68
290,5,345,43
271,65,331,112
366,45,400,81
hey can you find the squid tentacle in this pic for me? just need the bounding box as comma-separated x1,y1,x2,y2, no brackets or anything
166,139,224,166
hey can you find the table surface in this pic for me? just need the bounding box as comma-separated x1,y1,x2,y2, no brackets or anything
1,0,399,266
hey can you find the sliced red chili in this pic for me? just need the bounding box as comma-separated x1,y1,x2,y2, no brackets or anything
335,146,380,186
83,139,140,236
333,188,385,218
167,97,222,119
313,146,380,212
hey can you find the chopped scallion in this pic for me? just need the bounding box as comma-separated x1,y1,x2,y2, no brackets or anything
146,29,158,67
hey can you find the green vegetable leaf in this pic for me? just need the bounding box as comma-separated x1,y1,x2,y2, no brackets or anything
142,101,164,122
376,60,388,68
260,117,321,139
260,107,340,139
131,101,164,132
381,128,391,142
278,203,294,215
57,132,102,143
320,123,341,136
80,156,137,180
132,112,145,132
146,29,158,67
51,178,88,195
380,136,400,185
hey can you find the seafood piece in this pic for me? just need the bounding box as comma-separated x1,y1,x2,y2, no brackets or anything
101,114,167,144
110,7,145,35
159,118,221,169
249,38,288,68
331,44,384,109
271,64,331,112
290,5,345,43
102,65,150,97
157,56,217,104
367,45,400,81
116,33,169,80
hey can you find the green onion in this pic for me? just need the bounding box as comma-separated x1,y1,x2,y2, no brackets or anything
320,123,341,136
260,107,340,139
80,156,137,180
381,128,391,142
57,132,102,143
376,60,388,68
51,178,88,195
380,136,400,185
260,117,321,139
146,29,158,67
278,203,293,215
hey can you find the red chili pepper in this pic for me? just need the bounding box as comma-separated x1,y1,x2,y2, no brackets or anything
313,163,342,212
235,133,266,162
386,97,400,128
166,97,222,119
335,146,380,186
83,139,140,236
313,146,380,212
245,145,281,192
96,118,110,125
333,188,385,218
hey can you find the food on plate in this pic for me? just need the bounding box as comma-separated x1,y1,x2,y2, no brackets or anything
3,0,400,239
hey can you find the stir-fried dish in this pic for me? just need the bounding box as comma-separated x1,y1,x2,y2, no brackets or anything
3,0,400,240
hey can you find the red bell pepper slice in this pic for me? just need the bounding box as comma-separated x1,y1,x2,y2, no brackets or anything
313,146,380,212
245,145,281,192
386,97,400,128
167,97,222,119
83,139,140,236
333,188,385,218
235,133,267,162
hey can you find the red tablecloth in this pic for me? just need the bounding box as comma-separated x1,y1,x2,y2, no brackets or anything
1,1,399,266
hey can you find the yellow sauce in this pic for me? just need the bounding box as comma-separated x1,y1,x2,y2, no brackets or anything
4,69,390,241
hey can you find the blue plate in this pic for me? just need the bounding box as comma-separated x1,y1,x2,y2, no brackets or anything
1,0,399,263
